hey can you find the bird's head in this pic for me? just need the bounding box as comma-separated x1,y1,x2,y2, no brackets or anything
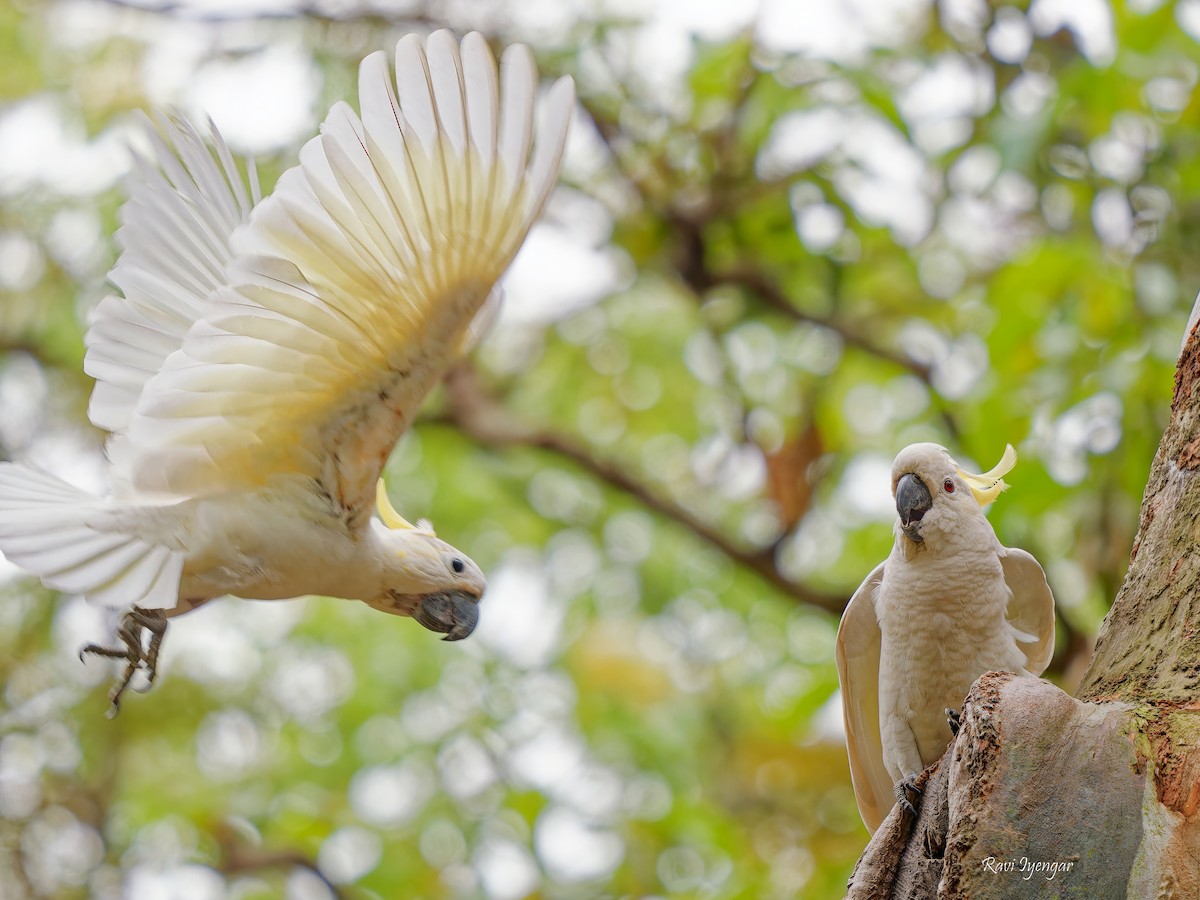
890,442,1016,546
366,480,486,641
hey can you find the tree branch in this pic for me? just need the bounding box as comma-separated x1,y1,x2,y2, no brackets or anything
710,265,932,381
215,824,346,899
430,365,846,615
98,0,434,28
575,95,950,405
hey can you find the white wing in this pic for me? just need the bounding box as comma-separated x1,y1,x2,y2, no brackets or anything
836,562,892,834
0,464,185,610
85,112,258,436
109,31,574,521
1000,546,1056,676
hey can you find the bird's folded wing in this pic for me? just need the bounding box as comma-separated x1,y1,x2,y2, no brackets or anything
836,562,892,834
110,32,574,519
1000,546,1056,676
85,113,258,436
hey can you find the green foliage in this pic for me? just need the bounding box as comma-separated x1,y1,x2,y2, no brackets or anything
1,1,1198,897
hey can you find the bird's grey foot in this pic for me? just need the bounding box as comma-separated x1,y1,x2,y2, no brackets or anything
80,608,168,717
946,707,961,737
894,773,923,819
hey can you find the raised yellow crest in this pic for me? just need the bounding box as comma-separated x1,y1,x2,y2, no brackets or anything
375,479,436,536
955,444,1017,506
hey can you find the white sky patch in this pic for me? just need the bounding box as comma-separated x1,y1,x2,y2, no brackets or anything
126,0,299,13
123,865,225,900
188,43,319,154
161,596,304,686
22,435,107,495
762,107,933,243
758,107,845,177
806,691,846,743
778,509,845,580
757,0,931,61
508,725,587,794
475,838,540,900
900,54,994,154
986,7,1034,65
438,733,499,800
475,558,564,668
794,202,844,253
500,222,622,326
0,96,129,197
350,761,434,828
140,20,215,107
194,708,262,781
835,116,934,245
1180,0,1200,42
1028,0,1116,66
318,826,382,885
604,0,760,40
837,453,895,522
535,806,624,883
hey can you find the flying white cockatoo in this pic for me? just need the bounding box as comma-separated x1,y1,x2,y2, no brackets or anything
836,443,1055,833
0,31,574,712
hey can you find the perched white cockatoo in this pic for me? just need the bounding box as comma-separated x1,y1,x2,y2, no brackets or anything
836,443,1055,833
0,31,574,712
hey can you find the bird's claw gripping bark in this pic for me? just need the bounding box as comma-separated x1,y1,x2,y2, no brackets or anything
79,608,168,717
946,707,961,737
894,774,923,819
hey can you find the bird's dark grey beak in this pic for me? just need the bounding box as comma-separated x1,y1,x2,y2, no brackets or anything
896,473,932,540
415,591,480,642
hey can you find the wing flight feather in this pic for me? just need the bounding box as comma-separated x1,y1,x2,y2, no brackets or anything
86,113,258,437
1000,546,1056,676
836,562,892,834
112,32,574,524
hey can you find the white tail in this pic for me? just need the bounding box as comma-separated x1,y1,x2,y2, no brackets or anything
0,464,184,609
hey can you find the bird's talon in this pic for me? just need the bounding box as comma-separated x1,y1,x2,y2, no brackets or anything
79,608,169,715
894,775,923,819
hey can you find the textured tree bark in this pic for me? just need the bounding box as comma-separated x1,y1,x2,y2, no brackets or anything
845,314,1200,897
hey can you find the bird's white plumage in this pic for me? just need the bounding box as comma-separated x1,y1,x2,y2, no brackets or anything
999,546,1056,673
0,31,572,621
836,443,1055,834
0,466,184,609
86,112,259,438
106,33,573,521
835,563,890,832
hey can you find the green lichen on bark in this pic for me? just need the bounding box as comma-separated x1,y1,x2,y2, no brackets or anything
1078,332,1200,704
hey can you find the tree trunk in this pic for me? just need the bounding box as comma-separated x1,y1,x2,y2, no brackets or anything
845,314,1200,898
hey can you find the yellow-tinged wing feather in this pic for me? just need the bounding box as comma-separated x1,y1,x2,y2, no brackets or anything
110,32,574,522
836,562,892,834
1000,546,1056,676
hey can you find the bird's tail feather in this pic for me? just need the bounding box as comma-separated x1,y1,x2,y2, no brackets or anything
0,463,183,609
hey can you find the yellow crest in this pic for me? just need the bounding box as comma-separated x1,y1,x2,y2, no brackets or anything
376,479,436,536
955,444,1017,506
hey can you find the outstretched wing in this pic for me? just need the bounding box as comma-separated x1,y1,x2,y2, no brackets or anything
836,562,892,834
109,31,574,522
85,112,259,436
1000,546,1056,676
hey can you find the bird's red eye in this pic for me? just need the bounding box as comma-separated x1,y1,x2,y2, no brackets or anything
943,479,955,493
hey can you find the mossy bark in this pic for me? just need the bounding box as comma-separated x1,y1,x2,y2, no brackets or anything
845,317,1200,897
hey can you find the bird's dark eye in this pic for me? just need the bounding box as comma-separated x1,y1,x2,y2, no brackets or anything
943,479,955,493
451,558,465,573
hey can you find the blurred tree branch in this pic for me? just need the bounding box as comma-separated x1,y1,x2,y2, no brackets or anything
215,824,345,899
577,94,961,438
99,0,434,28
432,364,846,615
